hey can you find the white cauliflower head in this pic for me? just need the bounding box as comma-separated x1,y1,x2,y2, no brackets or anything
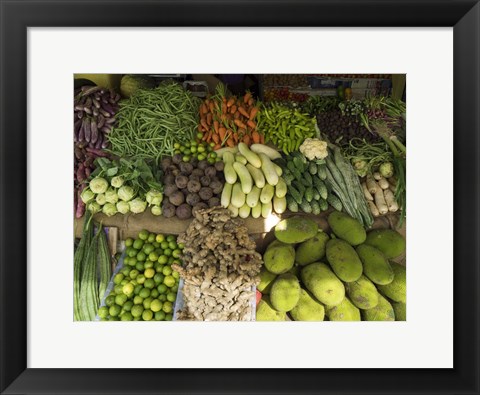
299,138,328,161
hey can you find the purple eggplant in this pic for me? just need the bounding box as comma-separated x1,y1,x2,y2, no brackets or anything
83,106,92,115
97,114,105,129
83,117,91,142
90,119,98,144
77,111,84,119
78,121,85,142
101,140,109,149
105,116,116,124
94,134,103,149
101,102,116,115
92,98,101,109
99,108,111,118
74,146,83,160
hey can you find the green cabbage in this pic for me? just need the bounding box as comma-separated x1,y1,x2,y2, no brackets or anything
102,203,117,217
116,201,130,214
89,177,108,194
118,185,135,202
129,198,147,214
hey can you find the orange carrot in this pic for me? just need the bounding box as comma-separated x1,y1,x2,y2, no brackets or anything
244,92,252,104
221,102,227,114
206,130,213,142
249,107,258,120
243,135,251,145
218,127,227,142
238,106,250,119
247,120,256,129
252,131,261,144
230,104,237,114
214,143,221,150
227,97,235,108
234,119,247,129
260,134,265,144
206,113,212,126
248,98,254,106
212,134,220,144
226,138,235,148
213,120,220,135
234,111,240,120
233,133,239,143
202,132,208,141
209,102,215,113
200,118,209,131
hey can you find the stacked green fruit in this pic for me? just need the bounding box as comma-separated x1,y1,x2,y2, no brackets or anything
277,152,340,214
174,135,218,164
256,214,407,321
97,230,183,321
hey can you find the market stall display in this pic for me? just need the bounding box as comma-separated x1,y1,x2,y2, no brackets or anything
73,74,406,322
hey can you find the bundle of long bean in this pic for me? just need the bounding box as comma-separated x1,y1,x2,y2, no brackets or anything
107,81,201,162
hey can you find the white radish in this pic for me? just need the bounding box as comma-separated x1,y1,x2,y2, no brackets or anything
362,182,374,201
383,189,399,212
366,175,378,194
368,201,380,217
378,177,390,190
373,172,382,181
374,188,389,215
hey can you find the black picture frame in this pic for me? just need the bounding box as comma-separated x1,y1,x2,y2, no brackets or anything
1,1,479,394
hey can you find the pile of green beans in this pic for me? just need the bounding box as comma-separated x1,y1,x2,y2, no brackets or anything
257,102,316,154
107,81,201,163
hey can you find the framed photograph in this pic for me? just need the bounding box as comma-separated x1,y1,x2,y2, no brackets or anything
1,0,478,394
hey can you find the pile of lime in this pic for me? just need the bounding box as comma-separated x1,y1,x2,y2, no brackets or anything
173,134,218,163
98,229,183,321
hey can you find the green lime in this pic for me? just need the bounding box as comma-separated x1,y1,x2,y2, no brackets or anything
159,294,167,302
208,157,216,164
147,233,156,243
135,262,145,272
172,270,180,280
165,313,173,321
160,241,169,250
120,279,129,286
114,284,124,295
142,309,153,321
128,257,137,267
167,292,176,303
197,145,205,153
133,295,144,305
125,238,134,247
158,255,168,264
155,234,165,243
166,235,175,242
127,248,137,258
123,301,134,312
144,278,155,289
163,248,172,257
123,257,131,266
168,241,177,250
157,284,168,294
115,294,128,306
168,256,175,264
150,299,163,312
174,143,181,149
177,242,185,250
143,297,153,310
162,266,172,276
139,288,151,299
148,252,159,262
152,242,160,248
190,146,197,153
138,230,149,240
170,284,179,293
122,283,135,297
136,251,146,262
164,276,175,288
134,284,143,295
129,269,139,280
172,249,182,259
133,239,144,250
131,304,144,318
98,306,109,319
154,273,165,284
105,295,115,307
150,289,159,298
196,132,203,139
143,244,154,255
171,260,181,266
136,274,146,285
162,301,173,313
197,154,206,161
155,263,164,273
144,261,154,269
155,311,166,321
182,155,190,162
109,304,122,317
113,273,124,285
121,312,133,321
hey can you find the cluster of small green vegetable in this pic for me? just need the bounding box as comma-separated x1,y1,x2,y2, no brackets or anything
324,146,374,228
80,157,163,216
173,135,219,164
97,230,182,321
107,81,201,163
276,152,339,214
74,211,112,321
257,103,316,154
